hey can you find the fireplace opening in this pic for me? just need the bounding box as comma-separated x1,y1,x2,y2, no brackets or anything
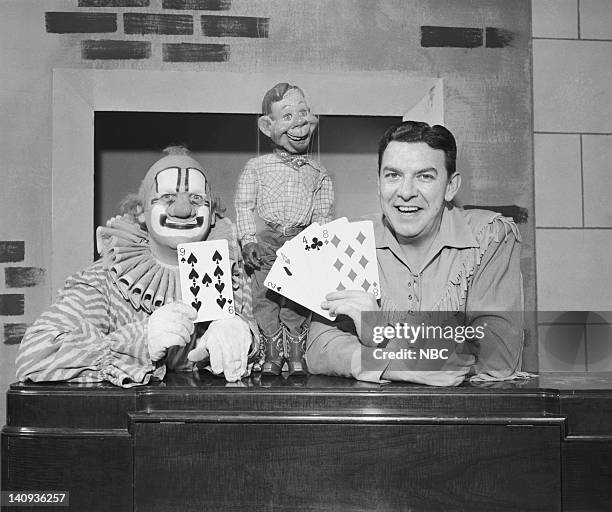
94,111,401,250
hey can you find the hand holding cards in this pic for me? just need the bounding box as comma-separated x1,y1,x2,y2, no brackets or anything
177,240,235,322
265,218,380,320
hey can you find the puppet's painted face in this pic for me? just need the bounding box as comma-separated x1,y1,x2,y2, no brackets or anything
264,89,318,154
144,165,212,251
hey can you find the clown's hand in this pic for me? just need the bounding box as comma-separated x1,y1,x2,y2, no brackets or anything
242,242,265,271
147,302,196,362
188,316,253,382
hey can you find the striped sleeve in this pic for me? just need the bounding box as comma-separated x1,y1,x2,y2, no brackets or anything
15,261,160,387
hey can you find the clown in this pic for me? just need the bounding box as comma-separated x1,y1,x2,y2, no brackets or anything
235,83,334,375
16,147,256,387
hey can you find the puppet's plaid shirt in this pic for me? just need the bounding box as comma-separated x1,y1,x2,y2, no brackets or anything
235,150,334,244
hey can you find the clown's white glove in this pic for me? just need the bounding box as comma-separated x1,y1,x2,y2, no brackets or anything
187,316,253,382
147,302,196,362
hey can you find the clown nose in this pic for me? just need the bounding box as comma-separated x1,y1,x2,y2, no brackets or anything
168,193,194,218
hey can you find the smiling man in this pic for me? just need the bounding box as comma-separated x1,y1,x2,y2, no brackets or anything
306,121,527,386
16,147,257,387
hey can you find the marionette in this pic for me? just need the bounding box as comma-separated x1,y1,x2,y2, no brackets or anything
235,83,334,375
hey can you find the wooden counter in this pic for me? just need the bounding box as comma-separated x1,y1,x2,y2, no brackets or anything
3,372,612,511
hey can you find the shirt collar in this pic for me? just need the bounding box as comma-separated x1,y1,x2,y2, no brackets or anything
435,204,480,250
373,205,479,272
273,148,322,172
374,204,478,250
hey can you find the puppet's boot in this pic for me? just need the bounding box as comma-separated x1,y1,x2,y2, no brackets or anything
261,326,284,376
285,327,308,376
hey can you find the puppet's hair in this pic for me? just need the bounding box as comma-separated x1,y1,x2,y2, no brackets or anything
261,83,305,115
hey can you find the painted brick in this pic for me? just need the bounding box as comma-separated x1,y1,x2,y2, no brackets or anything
79,0,149,6
531,0,578,38
586,324,612,371
82,40,151,60
485,27,514,48
163,42,229,62
580,0,612,40
420,26,483,48
534,134,582,227
538,323,586,371
0,294,24,316
536,229,612,310
124,13,192,35
463,205,528,224
45,12,117,33
4,323,27,345
5,267,46,288
0,241,24,263
533,40,612,133
583,135,612,227
163,0,231,10
200,15,269,38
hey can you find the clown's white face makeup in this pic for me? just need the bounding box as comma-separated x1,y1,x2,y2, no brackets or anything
144,166,212,262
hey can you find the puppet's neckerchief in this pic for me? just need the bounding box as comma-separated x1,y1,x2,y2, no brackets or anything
96,216,180,314
274,148,325,173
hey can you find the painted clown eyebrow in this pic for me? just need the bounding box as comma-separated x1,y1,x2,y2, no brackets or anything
175,168,181,192
154,167,207,193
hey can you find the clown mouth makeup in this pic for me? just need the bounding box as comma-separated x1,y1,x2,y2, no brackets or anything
160,215,205,230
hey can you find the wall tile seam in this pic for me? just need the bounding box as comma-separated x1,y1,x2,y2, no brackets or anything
536,227,612,230
579,134,585,227
539,323,612,326
533,37,612,42
534,132,612,136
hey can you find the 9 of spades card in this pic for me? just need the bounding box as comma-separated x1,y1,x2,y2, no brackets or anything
177,240,235,322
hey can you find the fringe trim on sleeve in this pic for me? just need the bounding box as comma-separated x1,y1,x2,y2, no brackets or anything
431,214,521,312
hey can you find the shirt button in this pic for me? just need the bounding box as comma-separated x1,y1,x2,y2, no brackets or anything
407,282,412,287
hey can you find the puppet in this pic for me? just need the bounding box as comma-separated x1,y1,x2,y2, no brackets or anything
235,83,334,375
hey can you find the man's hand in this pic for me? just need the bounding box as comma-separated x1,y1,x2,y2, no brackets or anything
321,290,380,339
147,302,196,361
187,316,253,382
242,242,265,270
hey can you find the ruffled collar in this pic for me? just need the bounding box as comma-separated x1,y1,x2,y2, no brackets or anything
96,216,180,313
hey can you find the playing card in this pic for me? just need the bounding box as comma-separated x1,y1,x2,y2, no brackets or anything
327,220,380,300
264,222,324,297
266,218,350,319
177,240,235,322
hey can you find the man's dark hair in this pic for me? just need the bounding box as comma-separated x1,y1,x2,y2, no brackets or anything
261,82,305,115
377,121,457,177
